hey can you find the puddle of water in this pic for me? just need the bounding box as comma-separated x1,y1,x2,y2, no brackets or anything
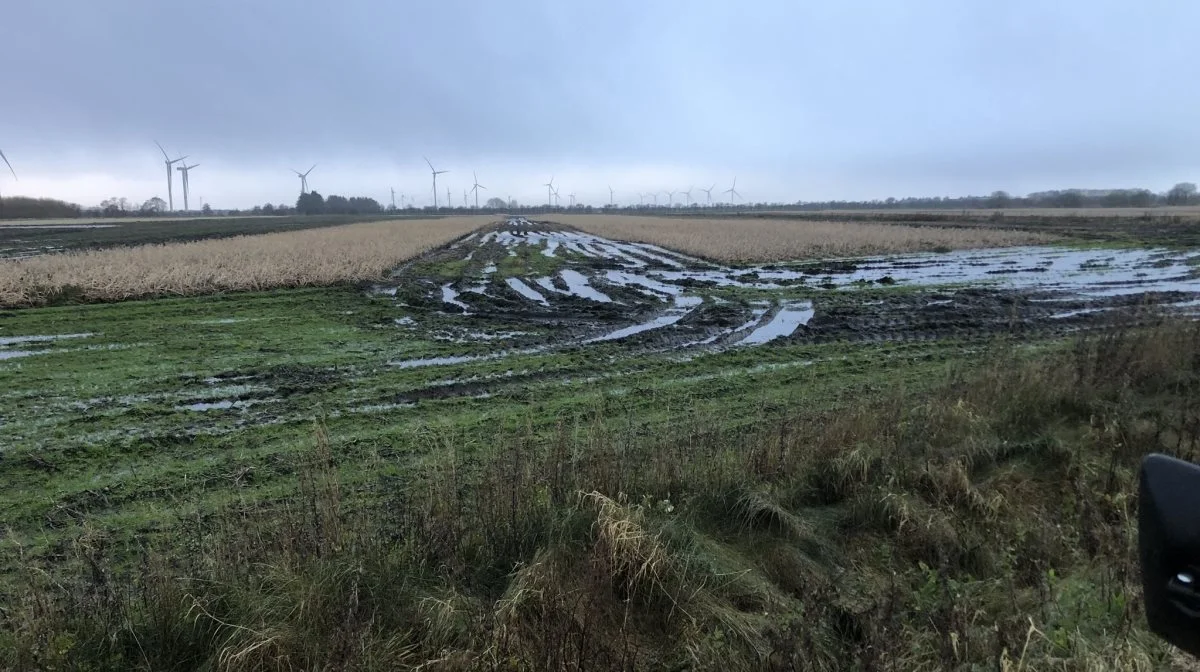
535,276,567,294
1051,308,1109,320
349,402,416,414
505,277,549,305
740,302,815,345
177,398,271,412
0,333,94,347
604,270,682,297
389,354,493,369
560,269,612,302
587,295,701,343
0,350,38,360
442,283,471,312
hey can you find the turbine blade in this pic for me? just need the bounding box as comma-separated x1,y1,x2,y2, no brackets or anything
0,149,16,180
307,164,317,176
424,156,435,171
155,140,170,161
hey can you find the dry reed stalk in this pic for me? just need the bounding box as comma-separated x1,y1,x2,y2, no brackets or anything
557,215,1056,263
0,217,488,306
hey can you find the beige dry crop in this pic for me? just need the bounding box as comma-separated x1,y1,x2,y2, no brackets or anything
0,217,488,307
556,215,1055,263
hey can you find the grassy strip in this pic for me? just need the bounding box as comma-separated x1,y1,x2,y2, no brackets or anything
0,217,489,307
3,324,1194,669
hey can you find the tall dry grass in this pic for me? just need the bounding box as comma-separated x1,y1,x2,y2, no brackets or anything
557,215,1056,263
0,217,488,306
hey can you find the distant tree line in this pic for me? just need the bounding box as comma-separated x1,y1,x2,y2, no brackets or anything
793,183,1197,211
294,192,382,216
0,196,82,219
1,182,1197,220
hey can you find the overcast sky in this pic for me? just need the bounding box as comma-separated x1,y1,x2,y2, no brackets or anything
3,0,1197,209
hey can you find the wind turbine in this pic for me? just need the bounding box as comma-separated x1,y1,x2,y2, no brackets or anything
155,141,187,211
424,157,448,208
470,171,487,208
724,177,741,203
543,176,555,207
608,185,615,207
666,190,676,208
293,164,316,195
637,192,645,206
650,192,658,206
0,148,16,218
682,187,693,207
701,183,715,206
390,187,396,210
551,187,561,207
447,187,452,209
568,192,576,208
175,162,199,211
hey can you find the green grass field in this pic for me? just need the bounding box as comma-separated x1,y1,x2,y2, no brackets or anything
1,214,1197,669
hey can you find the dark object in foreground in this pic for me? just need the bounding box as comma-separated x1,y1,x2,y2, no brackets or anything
1140,453,1200,656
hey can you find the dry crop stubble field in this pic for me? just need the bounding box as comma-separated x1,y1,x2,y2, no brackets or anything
557,214,1056,262
0,216,488,306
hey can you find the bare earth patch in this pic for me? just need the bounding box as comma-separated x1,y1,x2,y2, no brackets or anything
0,217,488,307
556,215,1057,263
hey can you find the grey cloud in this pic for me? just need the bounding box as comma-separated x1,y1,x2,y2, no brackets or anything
3,0,1199,206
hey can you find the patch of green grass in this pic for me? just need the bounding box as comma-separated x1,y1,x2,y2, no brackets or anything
4,323,1190,670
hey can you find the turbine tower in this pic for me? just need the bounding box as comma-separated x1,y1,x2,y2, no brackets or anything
447,187,451,210
470,171,487,208
608,185,615,207
666,190,676,208
701,183,715,206
551,187,561,207
568,192,576,207
0,148,16,218
390,187,396,210
155,141,187,212
682,187,693,207
293,164,317,195
724,177,741,203
543,176,554,207
175,162,199,211
424,157,448,208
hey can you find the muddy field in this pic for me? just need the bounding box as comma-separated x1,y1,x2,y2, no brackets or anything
3,216,1200,562
375,217,1200,363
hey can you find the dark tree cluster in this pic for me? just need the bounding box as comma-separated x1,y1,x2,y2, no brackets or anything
0,196,83,219
295,192,382,216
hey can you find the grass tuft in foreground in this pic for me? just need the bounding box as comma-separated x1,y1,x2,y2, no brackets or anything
5,324,1200,669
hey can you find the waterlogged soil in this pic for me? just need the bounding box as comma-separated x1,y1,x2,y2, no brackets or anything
2,216,1199,567
378,218,1200,357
